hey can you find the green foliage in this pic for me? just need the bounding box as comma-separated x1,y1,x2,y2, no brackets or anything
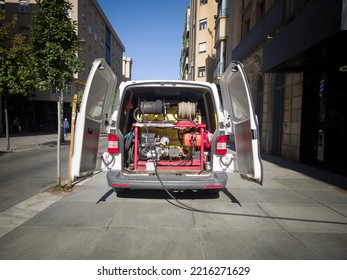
70,80,85,110
30,0,84,91
0,11,35,96
0,11,16,42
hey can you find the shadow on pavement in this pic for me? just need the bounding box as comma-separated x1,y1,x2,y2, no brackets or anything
40,140,71,147
112,189,221,200
97,187,242,207
263,154,347,190
95,186,347,226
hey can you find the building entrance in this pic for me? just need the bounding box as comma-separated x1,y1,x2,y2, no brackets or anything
301,69,347,175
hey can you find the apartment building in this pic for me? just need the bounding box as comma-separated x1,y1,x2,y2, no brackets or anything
230,0,347,174
183,0,347,174
1,0,125,133
122,56,132,82
187,0,217,82
231,0,347,175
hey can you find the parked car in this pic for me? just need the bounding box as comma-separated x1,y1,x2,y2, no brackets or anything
71,58,263,193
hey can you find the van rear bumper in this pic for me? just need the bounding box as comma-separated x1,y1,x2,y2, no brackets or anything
106,171,227,190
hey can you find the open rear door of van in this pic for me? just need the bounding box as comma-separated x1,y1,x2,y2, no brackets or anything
71,58,117,181
220,61,263,184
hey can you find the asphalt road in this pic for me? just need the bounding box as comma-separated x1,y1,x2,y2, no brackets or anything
0,143,69,212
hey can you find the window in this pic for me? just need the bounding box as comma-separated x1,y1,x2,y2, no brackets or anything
19,0,29,13
51,83,72,95
19,27,30,41
80,41,86,52
198,42,206,53
200,0,208,5
65,83,72,95
198,67,206,78
217,0,228,18
199,19,207,30
214,43,226,78
105,27,111,65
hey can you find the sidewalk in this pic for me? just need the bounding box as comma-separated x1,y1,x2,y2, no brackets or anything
0,145,346,259
0,133,69,152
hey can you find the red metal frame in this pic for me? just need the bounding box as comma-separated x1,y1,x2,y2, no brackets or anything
133,121,206,171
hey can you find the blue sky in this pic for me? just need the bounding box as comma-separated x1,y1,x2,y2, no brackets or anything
97,0,190,80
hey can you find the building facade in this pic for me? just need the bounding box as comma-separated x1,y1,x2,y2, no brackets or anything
186,0,217,82
183,0,347,175
230,0,347,174
213,0,231,83
1,0,125,133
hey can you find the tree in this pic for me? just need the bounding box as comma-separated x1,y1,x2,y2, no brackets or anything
0,11,35,150
30,0,84,186
71,80,85,111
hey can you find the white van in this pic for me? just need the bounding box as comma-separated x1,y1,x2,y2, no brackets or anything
71,58,263,193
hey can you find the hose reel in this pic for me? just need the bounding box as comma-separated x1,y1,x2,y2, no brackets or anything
137,100,197,122
177,101,196,120
139,100,164,114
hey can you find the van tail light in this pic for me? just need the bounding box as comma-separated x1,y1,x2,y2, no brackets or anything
216,135,227,155
108,133,119,154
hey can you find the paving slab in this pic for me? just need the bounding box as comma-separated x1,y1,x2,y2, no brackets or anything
23,201,121,228
0,192,65,238
225,188,316,204
273,178,338,190
199,229,315,259
259,204,347,233
327,205,347,216
62,184,116,203
90,228,204,260
191,202,282,231
290,232,347,259
109,201,195,230
295,189,347,205
0,226,106,260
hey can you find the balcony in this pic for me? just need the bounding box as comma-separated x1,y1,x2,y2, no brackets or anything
214,16,227,47
263,0,346,71
213,61,225,80
232,0,346,72
232,0,283,62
